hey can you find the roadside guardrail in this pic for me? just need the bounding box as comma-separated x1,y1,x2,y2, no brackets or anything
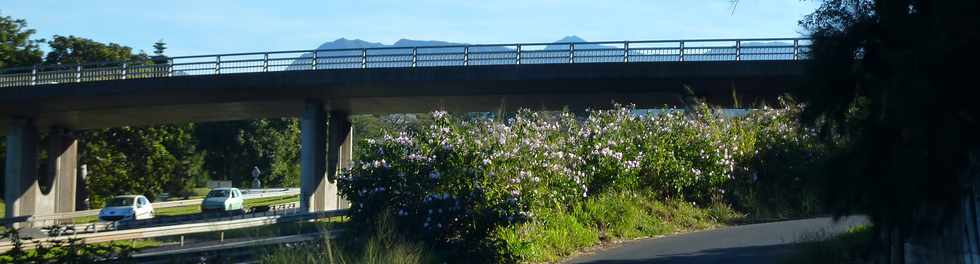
0,208,347,252
1,188,299,228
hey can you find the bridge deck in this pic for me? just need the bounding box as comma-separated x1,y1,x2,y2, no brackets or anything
0,38,811,133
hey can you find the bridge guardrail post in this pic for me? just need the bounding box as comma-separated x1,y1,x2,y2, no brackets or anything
168,58,174,77
263,53,269,72
121,63,128,79
30,66,37,86
412,47,417,67
793,39,800,60
464,46,469,66
569,43,575,63
736,40,741,61
75,64,82,83
516,44,522,65
215,55,222,75
679,41,685,62
624,41,630,63
361,49,367,68
312,50,318,70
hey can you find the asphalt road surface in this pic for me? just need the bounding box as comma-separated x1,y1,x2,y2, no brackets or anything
566,216,868,264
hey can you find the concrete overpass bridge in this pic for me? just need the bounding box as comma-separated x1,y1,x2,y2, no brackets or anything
0,38,810,222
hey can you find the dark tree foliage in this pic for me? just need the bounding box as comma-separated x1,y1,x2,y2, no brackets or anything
152,39,166,56
44,35,148,65
0,12,43,68
81,124,206,205
195,119,301,188
797,0,980,260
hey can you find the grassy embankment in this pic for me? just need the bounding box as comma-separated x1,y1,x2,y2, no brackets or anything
262,191,740,264
496,192,740,262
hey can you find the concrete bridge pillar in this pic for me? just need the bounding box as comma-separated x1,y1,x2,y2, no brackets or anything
46,128,78,214
4,119,77,224
299,101,352,212
5,118,40,221
300,101,326,213
327,110,352,210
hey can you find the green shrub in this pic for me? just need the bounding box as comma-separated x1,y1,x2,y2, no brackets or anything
338,100,827,262
728,99,827,218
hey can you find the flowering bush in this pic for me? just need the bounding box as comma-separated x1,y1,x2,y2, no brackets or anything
339,101,824,262
728,99,827,217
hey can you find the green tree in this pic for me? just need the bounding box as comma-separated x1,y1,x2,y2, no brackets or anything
152,39,166,56
196,118,301,188
0,12,43,68
81,124,205,205
798,0,980,262
43,35,147,65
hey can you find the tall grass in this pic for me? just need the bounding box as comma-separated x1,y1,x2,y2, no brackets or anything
261,214,437,264
495,191,740,263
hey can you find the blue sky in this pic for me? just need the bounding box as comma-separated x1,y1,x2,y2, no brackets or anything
3,0,819,56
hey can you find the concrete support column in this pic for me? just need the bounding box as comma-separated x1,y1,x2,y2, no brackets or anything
47,129,77,214
327,110,352,210
4,118,39,220
299,102,353,212
300,100,327,213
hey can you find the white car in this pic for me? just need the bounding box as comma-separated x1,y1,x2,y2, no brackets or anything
201,188,244,213
99,195,155,222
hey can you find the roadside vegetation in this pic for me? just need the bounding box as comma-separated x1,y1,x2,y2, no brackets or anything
0,227,137,263
262,214,439,264
264,99,827,263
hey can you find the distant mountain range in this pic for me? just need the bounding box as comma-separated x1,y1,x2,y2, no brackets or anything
311,35,594,50
285,36,795,69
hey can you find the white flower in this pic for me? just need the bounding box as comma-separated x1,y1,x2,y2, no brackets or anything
625,160,640,169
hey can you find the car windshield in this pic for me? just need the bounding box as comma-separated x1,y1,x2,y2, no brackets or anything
106,197,133,207
207,190,230,198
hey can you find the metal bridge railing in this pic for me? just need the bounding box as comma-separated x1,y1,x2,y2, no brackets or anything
0,38,811,88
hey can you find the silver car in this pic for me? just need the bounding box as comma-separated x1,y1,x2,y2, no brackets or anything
201,187,244,213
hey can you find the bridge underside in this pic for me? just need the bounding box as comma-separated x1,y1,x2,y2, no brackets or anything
0,60,802,133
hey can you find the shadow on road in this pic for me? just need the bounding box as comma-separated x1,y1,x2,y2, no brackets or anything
575,243,798,264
